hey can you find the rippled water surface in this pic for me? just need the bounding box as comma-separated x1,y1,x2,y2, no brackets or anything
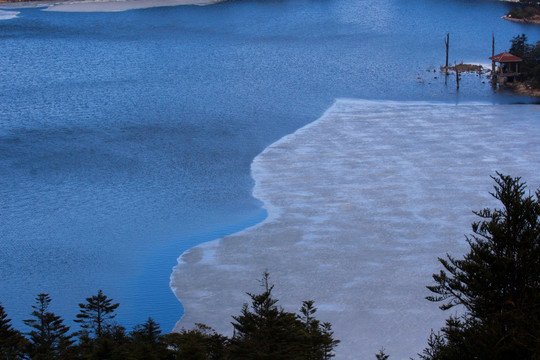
1,0,539,330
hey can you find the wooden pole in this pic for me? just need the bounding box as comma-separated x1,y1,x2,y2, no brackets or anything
444,33,449,84
491,32,495,76
455,61,460,90
445,33,449,72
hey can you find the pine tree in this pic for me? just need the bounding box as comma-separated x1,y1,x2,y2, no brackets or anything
299,301,339,360
510,34,529,59
424,173,540,360
319,322,339,360
0,303,27,360
75,290,119,338
375,347,389,360
229,272,339,360
163,323,227,360
229,272,305,359
23,293,74,360
129,318,171,360
131,317,162,343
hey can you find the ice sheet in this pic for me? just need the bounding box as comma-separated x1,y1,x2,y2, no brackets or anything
42,0,220,12
171,100,540,359
0,9,19,19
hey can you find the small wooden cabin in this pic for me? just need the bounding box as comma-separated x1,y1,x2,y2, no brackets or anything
489,51,523,84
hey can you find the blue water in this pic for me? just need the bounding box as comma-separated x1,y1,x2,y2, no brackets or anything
1,0,539,331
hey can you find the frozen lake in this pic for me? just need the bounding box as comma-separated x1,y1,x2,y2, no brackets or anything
1,0,540,347
173,100,540,359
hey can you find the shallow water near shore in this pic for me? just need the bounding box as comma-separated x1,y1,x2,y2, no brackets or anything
1,0,540,333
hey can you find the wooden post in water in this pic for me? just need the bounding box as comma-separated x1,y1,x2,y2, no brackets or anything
444,33,450,84
491,32,496,84
455,61,460,90
445,33,449,70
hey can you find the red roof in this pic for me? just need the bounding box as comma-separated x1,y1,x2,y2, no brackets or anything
489,51,522,62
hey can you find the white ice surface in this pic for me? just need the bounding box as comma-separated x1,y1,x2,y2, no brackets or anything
171,99,540,360
0,9,19,19
0,0,220,12
42,0,219,12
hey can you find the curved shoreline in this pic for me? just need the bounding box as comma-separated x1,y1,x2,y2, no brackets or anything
0,0,223,12
0,8,19,17
170,99,540,359
502,14,540,25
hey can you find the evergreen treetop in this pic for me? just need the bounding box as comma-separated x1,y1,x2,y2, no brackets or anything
23,293,74,360
74,289,120,338
424,173,540,360
0,303,27,360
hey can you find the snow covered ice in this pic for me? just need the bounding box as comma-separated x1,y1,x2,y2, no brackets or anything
0,10,19,20
171,100,540,360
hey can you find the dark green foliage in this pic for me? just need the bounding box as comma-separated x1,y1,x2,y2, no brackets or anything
510,34,529,59
131,317,161,343
375,347,389,360
1,276,338,360
23,294,74,360
423,173,540,360
508,6,540,20
507,34,540,87
507,1,540,28
318,322,339,360
163,323,227,360
75,290,119,338
0,303,27,360
82,324,133,360
228,272,304,359
299,301,339,360
228,272,339,360
300,300,323,360
129,318,171,360
75,323,149,360
418,331,448,360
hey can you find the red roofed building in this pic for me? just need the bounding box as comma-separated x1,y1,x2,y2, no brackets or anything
490,51,523,63
489,51,522,84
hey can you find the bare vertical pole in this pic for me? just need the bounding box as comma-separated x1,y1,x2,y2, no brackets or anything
445,33,449,69
491,32,495,75
491,33,495,58
455,62,460,90
444,33,449,84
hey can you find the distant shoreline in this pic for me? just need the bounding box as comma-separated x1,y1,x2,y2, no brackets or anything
0,0,223,11
502,14,540,25
508,82,540,97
